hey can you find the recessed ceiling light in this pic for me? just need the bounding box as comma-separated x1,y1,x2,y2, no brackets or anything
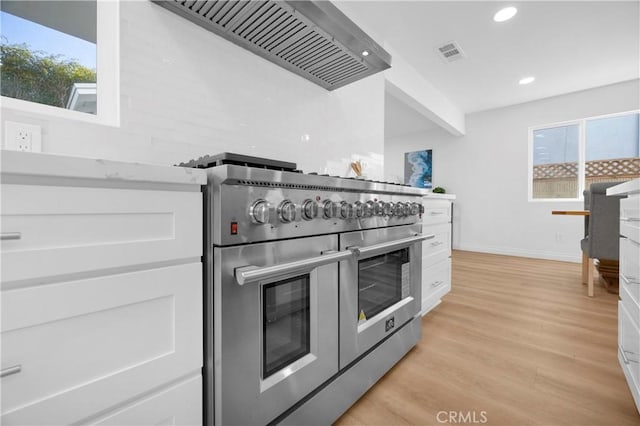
519,76,535,85
362,50,369,56
494,7,517,22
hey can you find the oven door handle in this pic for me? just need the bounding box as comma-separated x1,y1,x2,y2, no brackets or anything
235,249,355,285
351,233,434,258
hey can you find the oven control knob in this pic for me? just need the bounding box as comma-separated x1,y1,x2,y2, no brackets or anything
394,202,406,216
339,202,353,219
372,201,383,216
354,201,364,218
364,201,374,217
278,200,296,223
249,199,270,224
382,202,392,216
301,199,318,220
322,199,337,219
409,202,420,216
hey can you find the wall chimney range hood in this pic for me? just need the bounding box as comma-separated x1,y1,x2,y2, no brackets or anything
153,0,392,90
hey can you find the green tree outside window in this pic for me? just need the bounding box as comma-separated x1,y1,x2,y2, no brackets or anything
1,37,96,109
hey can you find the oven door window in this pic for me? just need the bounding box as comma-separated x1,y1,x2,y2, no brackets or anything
358,248,410,321
262,275,311,378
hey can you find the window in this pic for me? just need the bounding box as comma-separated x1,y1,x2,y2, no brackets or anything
357,248,409,321
529,111,640,200
0,1,119,125
262,275,310,378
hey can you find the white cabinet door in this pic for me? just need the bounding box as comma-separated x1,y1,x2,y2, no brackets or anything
1,184,202,283
421,259,452,315
619,301,640,410
421,198,452,315
422,223,451,267
621,237,640,314
91,374,202,426
422,199,451,226
1,263,202,425
621,195,640,243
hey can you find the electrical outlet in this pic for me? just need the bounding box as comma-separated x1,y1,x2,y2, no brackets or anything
4,121,42,152
17,129,32,151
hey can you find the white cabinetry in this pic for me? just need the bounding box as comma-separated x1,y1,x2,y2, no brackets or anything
0,151,207,425
421,194,455,315
608,179,640,414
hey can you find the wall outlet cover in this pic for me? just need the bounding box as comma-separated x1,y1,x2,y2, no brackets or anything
4,121,42,152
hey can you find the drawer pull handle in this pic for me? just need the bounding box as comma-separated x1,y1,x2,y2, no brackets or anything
620,347,638,365
430,241,444,247
1,365,22,378
429,211,445,216
431,280,444,288
621,217,640,222
0,232,21,241
622,274,640,285
620,347,630,365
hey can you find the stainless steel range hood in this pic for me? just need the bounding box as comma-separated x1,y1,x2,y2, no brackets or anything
153,0,392,90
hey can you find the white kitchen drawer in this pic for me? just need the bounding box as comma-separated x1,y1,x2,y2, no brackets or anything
621,284,640,331
421,258,451,315
621,274,640,319
621,237,640,309
621,195,640,221
90,374,202,426
0,263,202,425
619,347,640,413
621,194,640,244
1,184,202,283
619,299,640,362
422,199,451,226
621,221,640,245
422,223,451,267
619,301,640,401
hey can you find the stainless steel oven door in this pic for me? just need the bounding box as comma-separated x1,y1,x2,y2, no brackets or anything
339,224,429,368
214,234,350,425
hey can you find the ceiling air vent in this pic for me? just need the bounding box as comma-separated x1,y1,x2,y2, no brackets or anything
436,40,466,63
153,0,392,90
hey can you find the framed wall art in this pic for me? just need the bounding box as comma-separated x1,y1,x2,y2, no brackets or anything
404,149,433,189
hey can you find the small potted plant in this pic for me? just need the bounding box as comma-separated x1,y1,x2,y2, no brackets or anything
433,186,446,194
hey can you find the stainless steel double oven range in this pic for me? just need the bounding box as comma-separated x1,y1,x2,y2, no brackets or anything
186,154,432,425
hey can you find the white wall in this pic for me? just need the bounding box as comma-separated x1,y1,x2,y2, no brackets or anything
0,1,385,179
386,79,640,262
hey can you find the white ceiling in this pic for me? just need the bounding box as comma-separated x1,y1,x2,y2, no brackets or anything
337,1,640,136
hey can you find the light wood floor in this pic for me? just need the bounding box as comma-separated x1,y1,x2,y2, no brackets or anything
335,250,640,426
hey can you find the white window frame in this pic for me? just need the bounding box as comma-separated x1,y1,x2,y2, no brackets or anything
528,109,639,202
0,0,120,127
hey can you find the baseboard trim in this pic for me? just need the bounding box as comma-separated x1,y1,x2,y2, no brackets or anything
454,244,581,263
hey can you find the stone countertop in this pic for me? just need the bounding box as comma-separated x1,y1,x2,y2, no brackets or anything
0,150,207,186
606,178,640,196
423,192,456,200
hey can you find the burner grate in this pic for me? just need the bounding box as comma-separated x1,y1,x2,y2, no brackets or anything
178,152,299,171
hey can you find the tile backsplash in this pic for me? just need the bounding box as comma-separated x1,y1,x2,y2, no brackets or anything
1,1,385,180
